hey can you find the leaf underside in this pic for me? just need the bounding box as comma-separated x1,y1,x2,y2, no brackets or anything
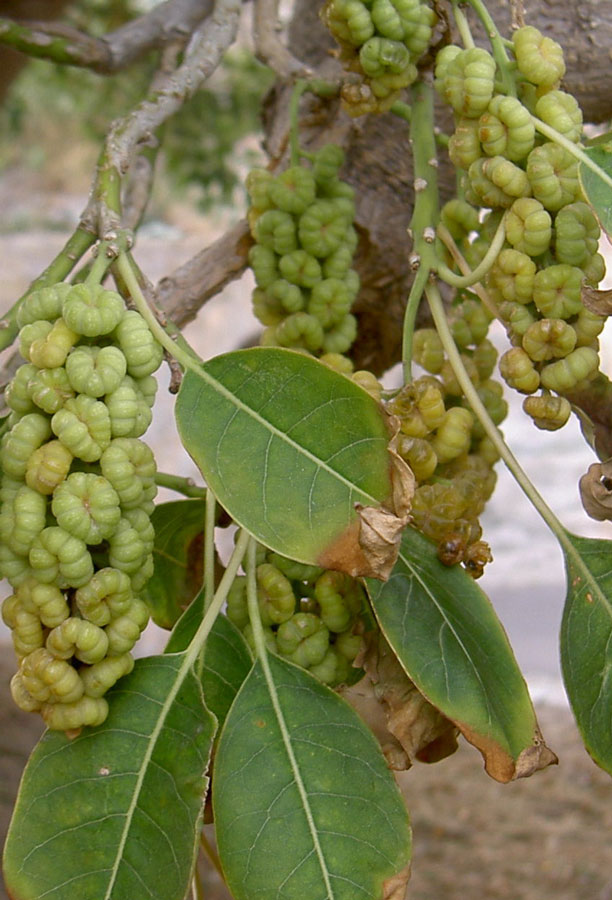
3,655,216,900
561,531,612,775
367,528,554,782
175,347,393,566
213,654,411,900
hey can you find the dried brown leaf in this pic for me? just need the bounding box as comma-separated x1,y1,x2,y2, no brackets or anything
382,862,411,900
318,422,415,579
340,633,458,770
581,284,612,317
579,458,612,520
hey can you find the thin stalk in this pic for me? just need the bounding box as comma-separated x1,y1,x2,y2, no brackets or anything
116,253,203,372
289,79,309,167
391,102,451,149
452,2,475,49
464,0,516,97
436,214,506,288
204,488,216,612
154,472,207,498
403,80,439,383
531,116,612,193
426,282,574,553
84,240,116,286
435,223,501,321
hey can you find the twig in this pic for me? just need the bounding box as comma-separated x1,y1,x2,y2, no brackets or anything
83,0,241,239
0,0,213,73
253,0,310,78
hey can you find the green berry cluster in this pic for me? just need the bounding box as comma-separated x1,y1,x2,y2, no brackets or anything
393,299,505,576
247,146,361,358
321,0,436,115
227,547,365,687
0,281,163,732
435,27,606,432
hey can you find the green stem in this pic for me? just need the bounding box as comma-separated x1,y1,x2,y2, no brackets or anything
84,240,116,286
403,80,440,383
289,79,309,167
181,529,250,670
154,472,207,498
531,117,612,193
116,253,203,372
464,0,516,97
425,281,572,551
204,488,216,612
451,2,475,49
436,214,506,288
0,226,95,354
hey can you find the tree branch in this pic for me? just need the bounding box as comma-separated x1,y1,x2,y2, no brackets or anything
83,0,242,238
252,0,310,79
0,0,214,73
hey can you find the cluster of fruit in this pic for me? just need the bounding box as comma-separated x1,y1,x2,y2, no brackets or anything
0,280,163,731
435,27,607,431
247,145,360,358
226,547,365,687
392,298,503,576
322,0,436,115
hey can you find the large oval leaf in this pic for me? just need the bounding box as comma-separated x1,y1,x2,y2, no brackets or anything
578,144,612,237
175,348,395,572
560,531,612,774
213,654,411,900
366,528,556,783
3,655,216,900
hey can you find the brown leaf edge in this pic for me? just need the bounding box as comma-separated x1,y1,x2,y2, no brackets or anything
382,862,412,900
317,415,415,579
458,720,558,783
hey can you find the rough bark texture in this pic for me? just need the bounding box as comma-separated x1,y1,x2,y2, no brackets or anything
261,0,612,374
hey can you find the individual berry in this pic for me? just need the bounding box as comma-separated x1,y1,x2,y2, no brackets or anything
25,440,72,495
522,394,571,430
16,283,72,329
62,284,125,338
51,472,121,544
46,617,109,665
526,143,579,211
468,157,531,209
113,310,163,378
554,201,600,268
5,364,37,415
81,653,134,698
298,200,349,258
512,26,565,87
487,249,536,305
505,198,552,257
278,249,322,288
441,47,496,118
274,312,325,352
29,525,93,588
478,95,535,162
448,119,482,170
276,612,330,668
412,328,445,373
539,346,599,392
105,597,149,655
268,166,317,215
499,347,540,393
249,244,278,289
65,344,127,398
2,414,52,479
308,278,352,327
535,91,582,143
431,407,474,463
532,264,583,319
321,314,358,354
522,318,576,362
40,696,108,731
51,394,111,462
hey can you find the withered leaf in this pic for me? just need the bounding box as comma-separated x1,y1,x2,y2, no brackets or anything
382,862,411,900
581,284,612,316
318,421,414,579
579,458,612,520
339,632,458,770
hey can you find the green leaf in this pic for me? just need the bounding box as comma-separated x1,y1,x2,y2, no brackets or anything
3,655,216,900
578,144,612,236
166,596,253,728
143,499,207,628
366,528,555,783
175,348,394,570
560,531,612,775
213,654,411,900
